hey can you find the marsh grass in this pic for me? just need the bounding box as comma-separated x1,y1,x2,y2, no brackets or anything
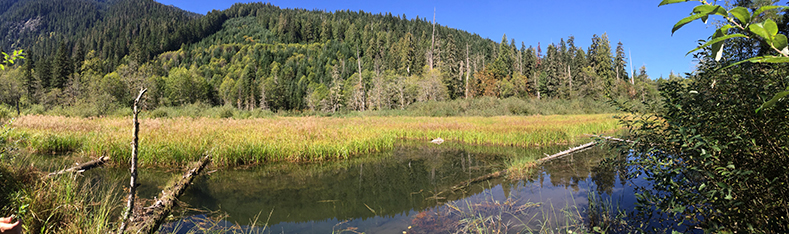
585,191,639,233
0,149,123,234
9,115,619,167
159,210,272,234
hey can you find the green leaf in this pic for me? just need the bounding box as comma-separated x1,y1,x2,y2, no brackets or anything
729,6,751,24
749,22,771,41
692,5,725,16
658,0,690,6
711,6,728,17
720,56,789,70
711,29,726,61
673,13,709,35
764,19,778,37
687,34,747,56
756,90,789,113
774,34,788,55
754,5,789,17
747,56,789,63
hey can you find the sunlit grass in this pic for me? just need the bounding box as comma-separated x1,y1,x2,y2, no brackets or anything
9,114,619,167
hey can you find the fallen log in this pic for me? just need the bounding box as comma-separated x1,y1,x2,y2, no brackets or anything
126,153,212,234
47,156,109,178
536,141,597,163
584,134,637,144
443,135,638,193
444,140,597,194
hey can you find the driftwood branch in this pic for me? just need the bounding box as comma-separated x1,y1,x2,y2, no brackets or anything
47,156,108,178
444,135,638,193
119,88,147,233
127,154,212,234
536,141,597,163
447,140,599,193
585,134,637,144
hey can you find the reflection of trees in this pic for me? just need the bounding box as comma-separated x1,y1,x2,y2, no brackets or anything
176,143,508,226
539,147,620,194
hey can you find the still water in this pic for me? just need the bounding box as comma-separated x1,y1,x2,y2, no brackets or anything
103,140,635,234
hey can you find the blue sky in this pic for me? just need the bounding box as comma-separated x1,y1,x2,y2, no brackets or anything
156,0,716,79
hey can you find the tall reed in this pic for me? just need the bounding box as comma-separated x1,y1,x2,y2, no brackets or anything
10,114,619,167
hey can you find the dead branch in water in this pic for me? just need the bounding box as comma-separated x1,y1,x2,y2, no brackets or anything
536,141,598,163
446,140,600,194
46,156,108,178
126,153,212,234
443,135,637,193
584,134,637,144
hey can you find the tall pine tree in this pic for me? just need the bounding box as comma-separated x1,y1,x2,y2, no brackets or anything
614,41,628,83
53,42,72,89
588,33,614,90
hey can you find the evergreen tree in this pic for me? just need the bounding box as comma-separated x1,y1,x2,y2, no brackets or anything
22,58,36,102
614,41,628,83
37,58,52,89
588,33,614,89
53,41,72,89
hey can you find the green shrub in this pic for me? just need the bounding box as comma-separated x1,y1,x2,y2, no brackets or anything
148,108,169,118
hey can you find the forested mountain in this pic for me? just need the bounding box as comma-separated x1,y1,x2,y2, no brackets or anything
0,0,659,116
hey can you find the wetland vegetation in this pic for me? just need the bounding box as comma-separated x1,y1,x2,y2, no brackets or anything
7,114,618,167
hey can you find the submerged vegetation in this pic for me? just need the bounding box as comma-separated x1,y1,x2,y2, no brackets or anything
9,114,618,167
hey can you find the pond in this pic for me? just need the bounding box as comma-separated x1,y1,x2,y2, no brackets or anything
76,140,639,233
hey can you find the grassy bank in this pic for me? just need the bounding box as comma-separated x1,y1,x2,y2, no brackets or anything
9,114,619,167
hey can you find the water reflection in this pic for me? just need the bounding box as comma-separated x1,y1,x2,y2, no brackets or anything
153,141,634,233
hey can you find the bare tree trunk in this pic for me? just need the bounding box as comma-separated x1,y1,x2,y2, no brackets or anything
616,66,620,82
568,65,572,94
356,48,365,111
465,43,470,100
429,8,436,71
629,49,635,85
126,154,212,234
535,74,541,100
259,83,267,110
119,88,147,233
518,48,523,75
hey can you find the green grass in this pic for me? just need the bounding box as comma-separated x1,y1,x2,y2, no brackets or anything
9,114,620,167
0,151,122,233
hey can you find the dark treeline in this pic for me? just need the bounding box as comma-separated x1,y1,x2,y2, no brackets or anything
0,0,660,116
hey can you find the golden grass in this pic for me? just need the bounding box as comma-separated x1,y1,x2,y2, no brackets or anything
10,114,620,167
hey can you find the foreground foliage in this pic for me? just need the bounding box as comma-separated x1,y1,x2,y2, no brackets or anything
612,1,789,232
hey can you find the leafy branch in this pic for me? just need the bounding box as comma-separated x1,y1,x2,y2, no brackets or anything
0,49,25,71
660,0,788,112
